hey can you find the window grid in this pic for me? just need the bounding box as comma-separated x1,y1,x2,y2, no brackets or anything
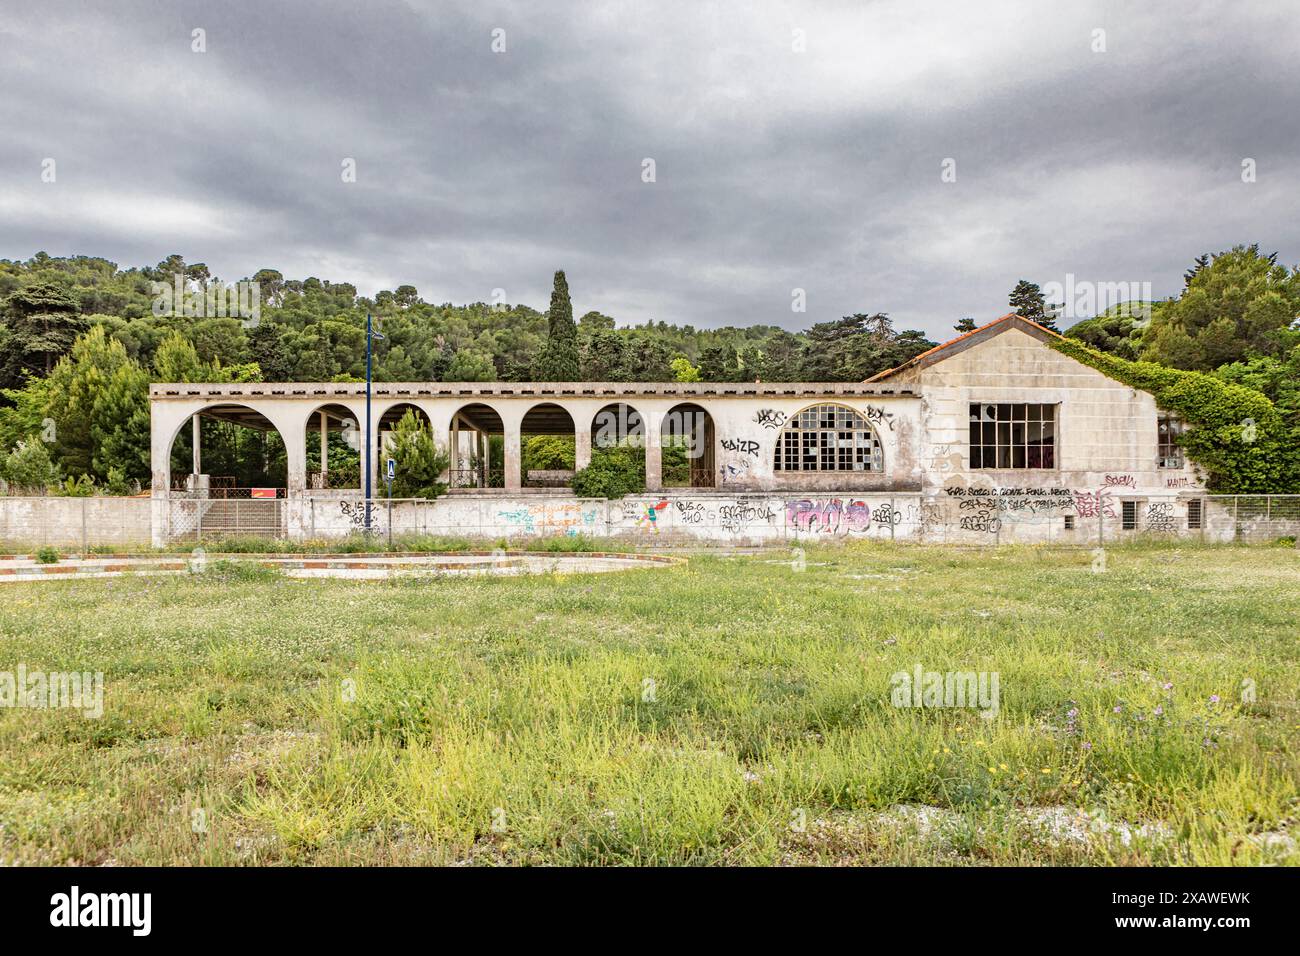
774,404,883,472
968,403,1057,469
1121,500,1138,530
1158,414,1184,469
1187,499,1203,530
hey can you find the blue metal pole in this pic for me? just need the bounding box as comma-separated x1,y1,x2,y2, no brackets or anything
364,312,373,532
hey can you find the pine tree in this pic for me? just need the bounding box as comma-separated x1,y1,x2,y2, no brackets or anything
0,281,86,387
534,270,580,380
954,317,978,333
388,410,450,499
1009,280,1057,331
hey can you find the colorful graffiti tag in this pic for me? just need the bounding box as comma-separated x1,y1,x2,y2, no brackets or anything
496,502,601,536
785,498,872,534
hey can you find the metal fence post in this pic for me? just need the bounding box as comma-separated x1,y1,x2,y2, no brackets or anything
889,496,895,541
81,497,88,555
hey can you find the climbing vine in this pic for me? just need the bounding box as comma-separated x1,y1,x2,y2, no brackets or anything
1051,338,1299,493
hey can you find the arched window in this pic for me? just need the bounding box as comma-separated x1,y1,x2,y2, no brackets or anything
773,404,883,472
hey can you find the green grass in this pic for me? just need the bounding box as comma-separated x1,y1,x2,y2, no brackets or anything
0,542,1296,866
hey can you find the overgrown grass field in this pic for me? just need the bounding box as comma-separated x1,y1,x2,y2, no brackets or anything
1,543,1297,865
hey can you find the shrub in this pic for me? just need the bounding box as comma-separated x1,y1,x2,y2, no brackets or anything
103,466,133,497
1,439,60,493
522,435,575,472
35,546,59,564
59,474,96,497
571,445,645,499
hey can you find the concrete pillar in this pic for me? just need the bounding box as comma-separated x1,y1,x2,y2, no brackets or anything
477,431,487,487
191,415,201,476
504,422,522,491
644,409,664,491
575,427,592,473
319,412,328,480
284,416,308,496
432,410,453,485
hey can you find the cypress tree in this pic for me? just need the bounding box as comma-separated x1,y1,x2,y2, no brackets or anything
534,270,580,380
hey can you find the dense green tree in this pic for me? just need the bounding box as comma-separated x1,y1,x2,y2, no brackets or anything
1064,312,1144,360
1142,245,1300,370
33,326,150,481
1,281,86,386
801,313,934,381
698,344,742,381
671,357,701,382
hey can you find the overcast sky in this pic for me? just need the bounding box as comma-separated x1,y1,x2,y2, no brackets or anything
2,1,1297,340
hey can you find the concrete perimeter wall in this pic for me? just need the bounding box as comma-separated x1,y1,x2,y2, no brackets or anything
4,492,1295,549
0,497,153,548
288,491,1269,546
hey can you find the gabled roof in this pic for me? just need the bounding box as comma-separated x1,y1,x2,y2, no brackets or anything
865,313,1066,382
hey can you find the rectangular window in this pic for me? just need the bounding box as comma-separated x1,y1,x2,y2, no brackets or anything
968,403,1056,469
1121,500,1138,530
1157,414,1184,469
1187,498,1203,530
1063,515,1075,530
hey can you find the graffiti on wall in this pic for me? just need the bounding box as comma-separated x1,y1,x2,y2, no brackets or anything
619,499,668,532
1103,474,1136,489
863,405,896,432
720,459,751,484
1145,501,1176,533
941,484,1126,531
1072,490,1118,519
339,500,383,531
497,502,601,536
786,498,872,534
933,444,963,473
718,499,777,533
720,437,760,457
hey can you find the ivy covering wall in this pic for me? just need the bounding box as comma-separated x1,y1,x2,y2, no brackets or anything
1051,338,1299,493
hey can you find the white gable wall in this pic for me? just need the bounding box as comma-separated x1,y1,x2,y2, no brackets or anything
896,325,1204,495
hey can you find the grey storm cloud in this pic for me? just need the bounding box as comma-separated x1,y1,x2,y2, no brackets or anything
1,0,1297,340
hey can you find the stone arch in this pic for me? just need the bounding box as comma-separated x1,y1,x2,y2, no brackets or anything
661,402,715,488
448,402,506,488
303,402,361,490
165,402,291,495
520,402,577,487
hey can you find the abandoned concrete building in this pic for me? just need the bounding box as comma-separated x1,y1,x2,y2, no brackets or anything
144,313,1256,546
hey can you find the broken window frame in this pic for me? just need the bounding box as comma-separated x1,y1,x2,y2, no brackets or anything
773,403,883,472
1157,413,1185,469
968,402,1057,470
